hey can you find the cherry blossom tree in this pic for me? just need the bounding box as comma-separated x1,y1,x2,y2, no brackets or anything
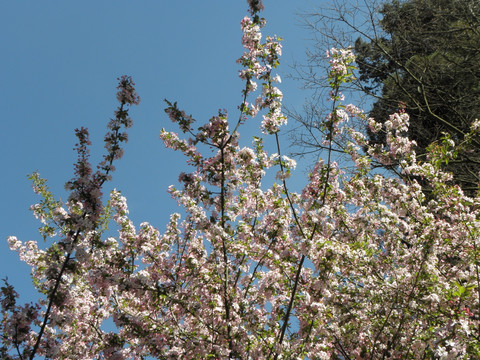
2,2,480,359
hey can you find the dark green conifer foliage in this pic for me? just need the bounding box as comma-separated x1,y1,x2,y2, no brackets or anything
355,0,480,194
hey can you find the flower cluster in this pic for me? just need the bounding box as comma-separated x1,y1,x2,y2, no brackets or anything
116,75,140,106
326,47,356,77
237,14,286,134
247,0,264,15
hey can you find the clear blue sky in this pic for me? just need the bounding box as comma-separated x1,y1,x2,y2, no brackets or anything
0,1,329,305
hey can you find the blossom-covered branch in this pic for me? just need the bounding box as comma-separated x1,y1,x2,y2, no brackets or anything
2,76,139,360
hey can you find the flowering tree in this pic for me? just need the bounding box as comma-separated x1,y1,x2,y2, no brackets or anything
2,1,480,359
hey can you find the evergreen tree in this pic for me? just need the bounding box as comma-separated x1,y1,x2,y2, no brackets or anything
356,0,480,194
291,0,480,195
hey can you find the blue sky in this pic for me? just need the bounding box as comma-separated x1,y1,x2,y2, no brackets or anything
0,1,330,306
